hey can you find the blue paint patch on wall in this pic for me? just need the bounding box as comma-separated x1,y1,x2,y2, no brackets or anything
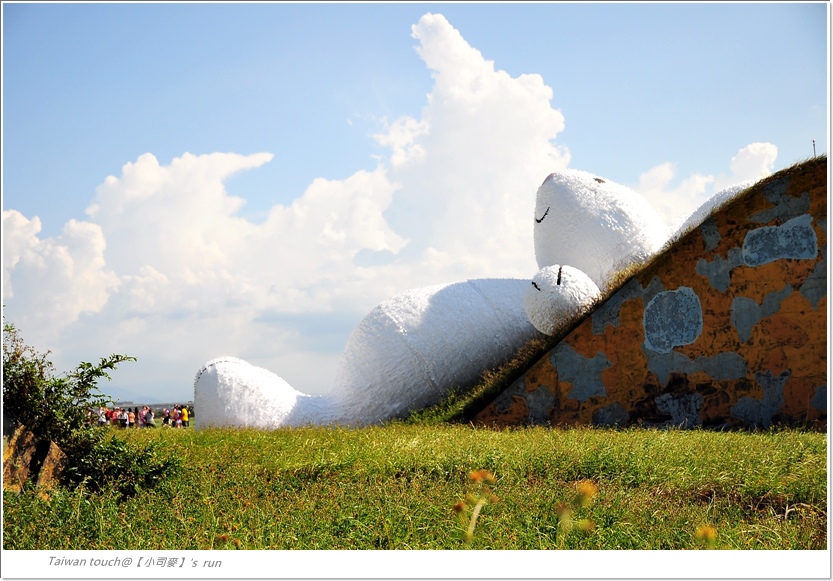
753,175,791,213
551,343,611,402
696,248,744,292
731,284,793,343
730,370,790,428
525,386,556,424
800,218,827,309
593,402,629,427
591,277,667,335
750,183,810,223
656,392,704,428
487,378,524,416
592,278,644,335
641,276,665,305
645,348,747,388
643,287,703,353
810,385,826,411
700,217,722,251
742,214,818,267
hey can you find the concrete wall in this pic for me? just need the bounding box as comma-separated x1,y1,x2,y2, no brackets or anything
474,157,827,430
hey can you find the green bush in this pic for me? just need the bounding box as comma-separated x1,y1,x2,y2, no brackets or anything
61,429,176,497
2,319,178,497
2,321,127,442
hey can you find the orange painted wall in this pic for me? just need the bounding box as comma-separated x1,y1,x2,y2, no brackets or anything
475,157,827,430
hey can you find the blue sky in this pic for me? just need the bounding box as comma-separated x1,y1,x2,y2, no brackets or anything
2,2,828,404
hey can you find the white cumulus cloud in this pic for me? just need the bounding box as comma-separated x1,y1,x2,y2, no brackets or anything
2,13,571,401
635,163,714,235
636,142,778,232
712,142,778,192
3,13,778,405
3,210,119,334
379,13,570,282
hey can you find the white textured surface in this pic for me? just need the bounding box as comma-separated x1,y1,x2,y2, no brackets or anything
195,279,538,428
534,170,666,290
524,265,601,335
194,356,332,429
671,180,755,240
329,278,538,425
195,169,677,429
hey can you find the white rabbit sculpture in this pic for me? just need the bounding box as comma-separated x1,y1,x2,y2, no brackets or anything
194,170,667,428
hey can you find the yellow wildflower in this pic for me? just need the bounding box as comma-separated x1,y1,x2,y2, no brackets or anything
468,469,496,484
695,524,717,548
575,480,598,507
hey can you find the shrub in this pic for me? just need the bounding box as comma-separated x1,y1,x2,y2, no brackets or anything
61,429,176,497
2,319,178,497
2,320,129,442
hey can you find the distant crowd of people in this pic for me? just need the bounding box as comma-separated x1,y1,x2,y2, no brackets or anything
90,404,192,428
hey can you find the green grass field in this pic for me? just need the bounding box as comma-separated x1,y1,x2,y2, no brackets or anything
2,424,826,550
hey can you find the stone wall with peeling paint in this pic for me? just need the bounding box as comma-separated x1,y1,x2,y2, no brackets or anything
474,157,827,430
